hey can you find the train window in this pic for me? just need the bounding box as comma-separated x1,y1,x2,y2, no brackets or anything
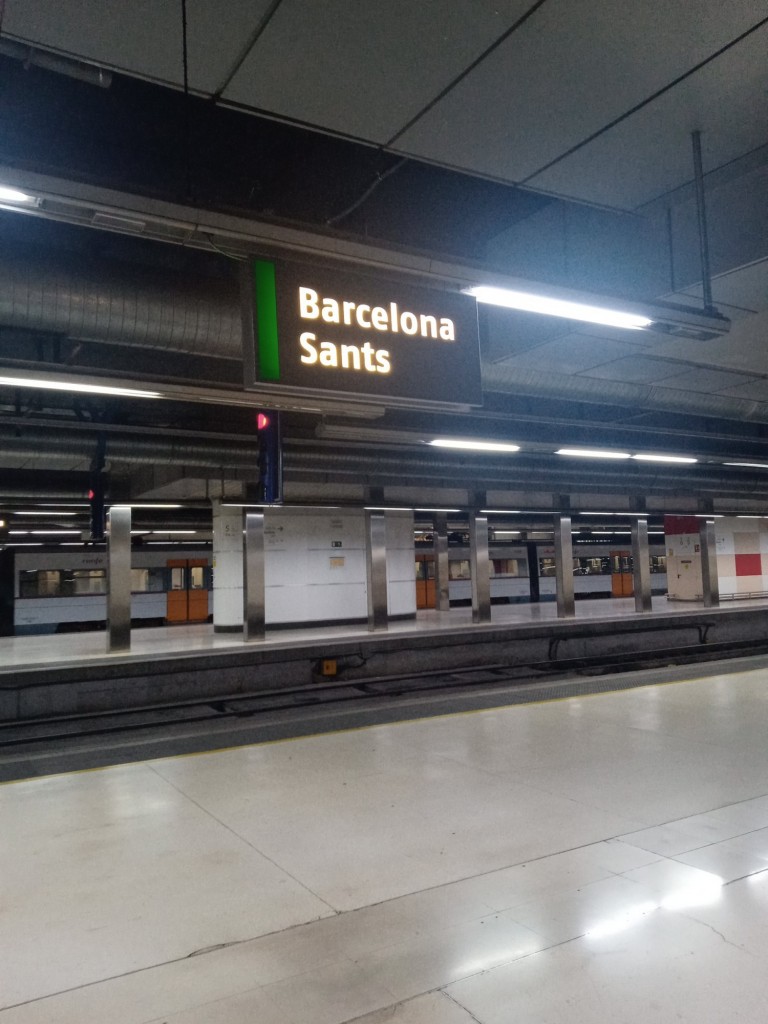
573,557,608,575
539,558,556,577
170,567,186,591
189,565,206,590
19,570,61,598
650,555,667,574
449,559,471,580
492,558,524,577
131,568,166,593
63,570,106,596
20,569,106,597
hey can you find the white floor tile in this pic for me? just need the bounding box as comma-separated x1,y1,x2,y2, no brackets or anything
501,874,654,945
261,959,397,1024
0,768,333,1006
673,832,768,883
346,992,479,1023
447,907,768,1024
142,987,287,1024
355,913,546,1002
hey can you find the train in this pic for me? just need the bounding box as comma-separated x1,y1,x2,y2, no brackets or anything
415,539,667,607
1,545,212,636
0,537,668,636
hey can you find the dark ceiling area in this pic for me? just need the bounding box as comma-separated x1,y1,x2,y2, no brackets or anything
0,53,552,260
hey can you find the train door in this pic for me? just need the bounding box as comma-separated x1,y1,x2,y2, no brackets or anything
166,559,209,623
415,554,436,609
610,550,634,597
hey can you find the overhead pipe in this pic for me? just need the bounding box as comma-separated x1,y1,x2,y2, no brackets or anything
0,430,258,469
0,252,240,357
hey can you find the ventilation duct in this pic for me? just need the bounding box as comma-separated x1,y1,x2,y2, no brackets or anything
0,252,240,358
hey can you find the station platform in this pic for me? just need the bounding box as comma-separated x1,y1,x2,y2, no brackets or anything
2,654,768,1023
3,596,768,722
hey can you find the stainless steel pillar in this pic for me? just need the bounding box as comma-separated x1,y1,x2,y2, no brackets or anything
433,512,450,612
212,501,244,632
631,518,653,613
469,512,491,623
699,518,720,607
243,512,265,641
553,515,575,618
106,504,131,652
365,510,388,631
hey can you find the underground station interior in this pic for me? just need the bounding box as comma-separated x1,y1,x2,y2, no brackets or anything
4,7,768,1023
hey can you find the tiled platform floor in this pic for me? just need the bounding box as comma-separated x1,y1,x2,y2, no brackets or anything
2,660,768,1022
3,593,765,671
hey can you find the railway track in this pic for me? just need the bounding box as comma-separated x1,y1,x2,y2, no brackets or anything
3,636,768,782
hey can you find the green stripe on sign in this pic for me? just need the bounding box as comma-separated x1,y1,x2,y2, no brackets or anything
253,260,280,381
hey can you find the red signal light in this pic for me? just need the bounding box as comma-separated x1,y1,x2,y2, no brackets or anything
257,412,271,430
88,488,95,500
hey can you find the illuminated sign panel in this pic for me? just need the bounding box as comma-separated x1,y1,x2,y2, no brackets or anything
242,259,482,407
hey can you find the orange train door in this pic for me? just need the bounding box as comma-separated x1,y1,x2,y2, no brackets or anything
610,550,634,597
166,559,209,623
415,554,437,609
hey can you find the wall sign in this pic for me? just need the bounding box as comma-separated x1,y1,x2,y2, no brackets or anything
242,258,482,407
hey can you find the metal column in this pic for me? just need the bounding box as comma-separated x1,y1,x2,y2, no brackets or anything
631,518,653,613
469,512,491,623
553,514,575,618
106,504,131,652
365,510,388,631
433,512,450,612
212,500,244,632
699,518,720,607
243,512,265,641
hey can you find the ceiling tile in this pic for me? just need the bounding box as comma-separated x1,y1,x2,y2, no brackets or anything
582,356,691,384
2,0,269,94
502,336,641,374
528,24,768,207
395,0,764,196
669,259,768,315
659,367,761,393
717,380,768,401
223,0,532,142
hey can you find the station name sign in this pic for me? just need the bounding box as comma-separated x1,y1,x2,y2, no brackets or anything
242,258,482,407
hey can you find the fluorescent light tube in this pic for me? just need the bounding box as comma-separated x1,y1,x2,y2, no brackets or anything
0,186,37,204
13,510,78,515
429,439,520,453
465,286,652,330
9,529,79,535
0,375,161,398
724,462,768,469
556,448,630,459
632,454,697,464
